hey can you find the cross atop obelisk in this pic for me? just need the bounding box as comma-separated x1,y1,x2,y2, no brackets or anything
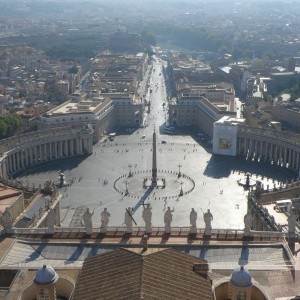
151,127,157,187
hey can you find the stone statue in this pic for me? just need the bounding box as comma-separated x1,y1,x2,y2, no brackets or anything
190,208,197,233
142,204,152,233
243,211,252,236
83,208,94,235
100,208,111,233
124,207,133,233
43,180,54,195
1,208,13,230
47,208,56,232
288,210,297,234
203,209,213,235
164,207,174,233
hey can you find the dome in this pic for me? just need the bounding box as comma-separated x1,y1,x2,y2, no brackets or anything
230,266,253,288
34,265,58,285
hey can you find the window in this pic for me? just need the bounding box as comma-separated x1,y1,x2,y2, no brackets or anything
236,291,247,300
38,288,50,300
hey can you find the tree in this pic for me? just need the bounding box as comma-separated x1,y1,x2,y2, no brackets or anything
0,115,23,139
141,31,157,48
68,65,79,74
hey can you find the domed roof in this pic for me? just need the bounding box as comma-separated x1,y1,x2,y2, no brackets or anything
230,266,253,288
33,265,58,285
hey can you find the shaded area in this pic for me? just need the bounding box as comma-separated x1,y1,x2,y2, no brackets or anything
0,269,18,289
7,241,290,270
14,156,87,178
204,154,296,180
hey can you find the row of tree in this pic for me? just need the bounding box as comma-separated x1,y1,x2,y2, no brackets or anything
0,115,23,140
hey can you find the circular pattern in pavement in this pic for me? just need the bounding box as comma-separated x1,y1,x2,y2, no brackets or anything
114,170,195,199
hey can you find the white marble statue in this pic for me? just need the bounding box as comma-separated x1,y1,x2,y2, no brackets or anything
288,210,297,234
100,208,111,233
83,208,94,235
203,209,213,235
142,204,152,233
125,207,133,233
190,208,197,233
243,211,252,236
47,208,56,232
1,208,13,230
164,207,174,233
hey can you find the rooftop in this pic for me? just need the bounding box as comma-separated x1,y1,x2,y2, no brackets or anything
72,248,214,300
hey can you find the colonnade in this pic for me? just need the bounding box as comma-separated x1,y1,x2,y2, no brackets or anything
237,126,300,173
0,125,93,179
248,195,280,232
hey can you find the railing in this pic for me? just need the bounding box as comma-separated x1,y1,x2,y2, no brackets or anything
282,236,296,266
3,226,287,240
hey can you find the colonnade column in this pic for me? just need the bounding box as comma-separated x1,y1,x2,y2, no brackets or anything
249,140,253,156
25,149,28,167
257,140,262,158
79,139,83,154
34,146,37,164
8,156,12,175
70,139,74,156
19,151,23,169
43,143,47,160
254,140,258,156
279,146,283,164
20,150,24,169
29,148,33,165
239,138,243,155
65,140,69,156
59,141,63,157
54,141,58,158
284,148,287,165
12,153,16,173
243,138,247,155
2,159,7,178
39,145,42,161
264,142,268,160
274,145,278,163
49,142,52,159
293,151,297,170
296,152,300,170
288,149,292,167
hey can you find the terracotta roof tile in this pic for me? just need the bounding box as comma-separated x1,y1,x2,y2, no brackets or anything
72,248,214,300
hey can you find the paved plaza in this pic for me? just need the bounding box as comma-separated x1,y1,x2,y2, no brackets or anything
16,58,295,230
17,132,295,229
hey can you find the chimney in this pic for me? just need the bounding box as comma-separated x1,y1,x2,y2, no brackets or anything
193,263,209,279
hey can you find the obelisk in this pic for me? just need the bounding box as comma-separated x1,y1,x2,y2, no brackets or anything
151,129,157,187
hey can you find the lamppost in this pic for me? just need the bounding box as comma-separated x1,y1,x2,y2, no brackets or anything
179,181,183,197
178,163,182,178
128,164,132,177
125,180,129,196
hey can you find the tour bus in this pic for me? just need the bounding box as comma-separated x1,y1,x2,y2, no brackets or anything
108,132,116,141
